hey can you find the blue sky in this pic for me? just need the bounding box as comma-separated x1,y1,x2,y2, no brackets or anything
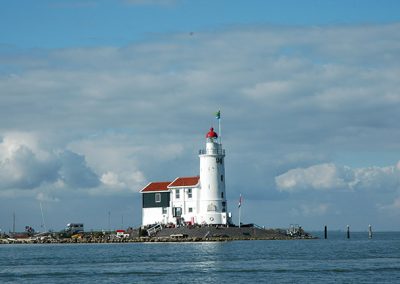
1,0,400,233
2,0,400,48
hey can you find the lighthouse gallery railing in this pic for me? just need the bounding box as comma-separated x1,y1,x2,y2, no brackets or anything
199,149,225,155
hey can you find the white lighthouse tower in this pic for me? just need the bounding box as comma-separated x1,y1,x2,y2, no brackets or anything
140,125,231,227
198,127,228,225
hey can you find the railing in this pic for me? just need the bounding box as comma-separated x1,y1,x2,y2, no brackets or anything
147,223,163,236
199,149,225,155
253,223,265,230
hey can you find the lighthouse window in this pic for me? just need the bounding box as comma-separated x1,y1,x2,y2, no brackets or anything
155,193,161,203
221,192,224,198
187,188,192,199
188,207,193,213
207,203,217,212
221,175,224,182
175,189,180,199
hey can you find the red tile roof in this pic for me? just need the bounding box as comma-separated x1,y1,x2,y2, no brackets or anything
140,181,172,193
140,176,200,193
168,176,200,188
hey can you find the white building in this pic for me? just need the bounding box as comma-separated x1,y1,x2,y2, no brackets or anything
140,127,230,226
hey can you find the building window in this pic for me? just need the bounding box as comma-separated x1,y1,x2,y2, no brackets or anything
187,188,192,199
221,175,224,182
162,207,167,215
188,207,193,213
175,189,180,199
221,192,224,198
173,207,182,217
155,193,161,203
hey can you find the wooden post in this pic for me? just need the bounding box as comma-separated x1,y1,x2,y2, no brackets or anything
324,225,327,239
368,225,372,239
346,225,350,239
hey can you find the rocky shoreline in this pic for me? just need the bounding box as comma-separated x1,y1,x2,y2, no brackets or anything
0,226,316,244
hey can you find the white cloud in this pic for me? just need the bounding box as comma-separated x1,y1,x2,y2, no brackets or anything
36,192,60,203
128,170,146,186
1,23,400,229
0,133,100,190
276,163,354,191
276,162,400,192
88,169,146,196
243,80,294,99
100,170,144,188
351,166,400,191
66,134,148,190
101,171,124,187
0,134,59,190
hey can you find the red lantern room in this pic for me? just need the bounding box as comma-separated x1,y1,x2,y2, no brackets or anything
206,127,218,139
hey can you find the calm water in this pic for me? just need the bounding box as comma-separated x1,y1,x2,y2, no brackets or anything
1,232,399,283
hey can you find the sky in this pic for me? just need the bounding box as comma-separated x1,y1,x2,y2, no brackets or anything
1,0,400,232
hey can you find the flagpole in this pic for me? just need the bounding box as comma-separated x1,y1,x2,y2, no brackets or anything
239,205,241,228
219,115,221,144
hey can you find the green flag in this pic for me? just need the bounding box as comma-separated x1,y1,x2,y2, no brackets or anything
215,110,221,120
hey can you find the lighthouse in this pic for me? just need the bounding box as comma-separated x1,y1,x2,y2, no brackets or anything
198,127,228,225
140,125,229,226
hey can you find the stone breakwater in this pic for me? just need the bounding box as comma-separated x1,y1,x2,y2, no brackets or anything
0,227,316,244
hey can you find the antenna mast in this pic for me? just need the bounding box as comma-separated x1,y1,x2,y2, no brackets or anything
13,212,15,233
40,202,47,232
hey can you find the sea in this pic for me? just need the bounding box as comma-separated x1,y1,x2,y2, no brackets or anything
0,231,399,283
